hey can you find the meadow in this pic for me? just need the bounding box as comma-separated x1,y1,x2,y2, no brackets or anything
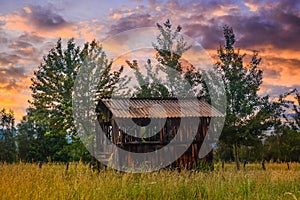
0,162,299,200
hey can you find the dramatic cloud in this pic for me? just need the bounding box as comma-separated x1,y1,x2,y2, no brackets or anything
0,5,77,38
0,0,299,121
22,6,71,30
0,64,27,89
183,23,223,49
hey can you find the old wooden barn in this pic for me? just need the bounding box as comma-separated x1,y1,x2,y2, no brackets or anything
96,97,223,170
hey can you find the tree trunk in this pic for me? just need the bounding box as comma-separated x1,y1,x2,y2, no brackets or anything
222,160,225,170
261,159,266,170
234,143,240,170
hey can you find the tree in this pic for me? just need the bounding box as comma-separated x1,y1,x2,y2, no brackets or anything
17,109,91,162
16,110,35,162
282,89,300,128
262,89,300,162
295,92,300,127
17,108,68,162
216,26,275,170
30,38,123,136
0,108,16,163
264,127,300,162
129,19,203,98
127,59,170,97
27,38,125,162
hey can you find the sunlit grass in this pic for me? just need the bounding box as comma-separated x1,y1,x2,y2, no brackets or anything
0,162,299,199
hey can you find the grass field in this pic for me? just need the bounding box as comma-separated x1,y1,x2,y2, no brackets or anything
0,162,299,200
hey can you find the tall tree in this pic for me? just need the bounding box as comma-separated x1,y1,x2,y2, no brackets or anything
129,19,203,98
216,26,275,170
127,59,170,97
27,38,124,162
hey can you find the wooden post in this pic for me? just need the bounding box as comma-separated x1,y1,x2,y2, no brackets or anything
262,160,266,170
222,160,225,170
243,160,247,169
234,143,240,171
65,162,69,171
38,161,43,169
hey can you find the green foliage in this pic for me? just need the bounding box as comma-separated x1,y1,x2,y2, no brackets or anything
214,140,234,161
30,38,123,136
264,128,300,162
20,38,124,162
239,143,264,162
130,20,203,98
153,19,189,73
276,89,300,130
262,89,300,162
127,59,170,97
17,109,43,162
0,108,16,163
216,26,278,169
17,108,72,162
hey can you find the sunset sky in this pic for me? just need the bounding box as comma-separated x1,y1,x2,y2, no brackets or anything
0,0,299,121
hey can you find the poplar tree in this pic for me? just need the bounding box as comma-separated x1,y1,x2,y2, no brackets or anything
216,26,274,170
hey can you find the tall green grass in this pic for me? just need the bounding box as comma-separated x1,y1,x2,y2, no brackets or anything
0,162,299,199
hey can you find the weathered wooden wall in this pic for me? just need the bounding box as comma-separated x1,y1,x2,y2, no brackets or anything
96,101,213,170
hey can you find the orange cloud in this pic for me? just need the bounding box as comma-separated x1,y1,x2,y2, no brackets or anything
0,7,78,39
244,2,259,12
76,20,105,42
212,5,240,17
0,90,31,122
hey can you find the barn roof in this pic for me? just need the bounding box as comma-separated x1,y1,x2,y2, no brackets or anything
100,98,224,118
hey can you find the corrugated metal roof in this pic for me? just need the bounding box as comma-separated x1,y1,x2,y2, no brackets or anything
101,98,224,118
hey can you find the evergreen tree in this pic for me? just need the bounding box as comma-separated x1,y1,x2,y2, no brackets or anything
0,108,16,163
